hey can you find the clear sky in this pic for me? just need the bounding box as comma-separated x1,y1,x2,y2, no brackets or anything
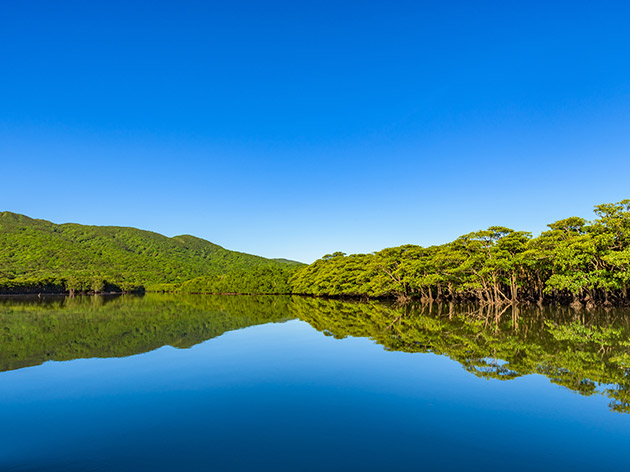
1,1,629,263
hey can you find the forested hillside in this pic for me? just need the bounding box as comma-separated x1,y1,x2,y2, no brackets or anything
4,200,630,305
290,200,630,307
0,212,301,294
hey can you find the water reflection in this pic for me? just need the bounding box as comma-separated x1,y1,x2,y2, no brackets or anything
293,298,630,414
0,294,293,371
1,294,629,413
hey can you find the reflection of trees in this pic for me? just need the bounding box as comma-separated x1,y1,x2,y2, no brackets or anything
292,298,630,414
0,294,293,372
1,294,628,414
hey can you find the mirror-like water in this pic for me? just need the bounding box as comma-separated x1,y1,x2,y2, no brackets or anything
1,294,629,471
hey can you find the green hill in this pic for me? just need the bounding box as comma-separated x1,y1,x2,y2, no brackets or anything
0,211,302,293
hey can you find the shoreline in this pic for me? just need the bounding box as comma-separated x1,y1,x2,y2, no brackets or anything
1,290,629,308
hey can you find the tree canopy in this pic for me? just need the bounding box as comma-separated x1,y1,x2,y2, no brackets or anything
0,211,302,294
290,199,630,307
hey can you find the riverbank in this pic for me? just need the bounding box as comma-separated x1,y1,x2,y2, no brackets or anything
2,287,629,308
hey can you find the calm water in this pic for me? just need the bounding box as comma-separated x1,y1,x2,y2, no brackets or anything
1,294,629,471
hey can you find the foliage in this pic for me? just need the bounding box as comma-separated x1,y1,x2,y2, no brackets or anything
290,199,630,306
0,212,302,294
178,265,295,294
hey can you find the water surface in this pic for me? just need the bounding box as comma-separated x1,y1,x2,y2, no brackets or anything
1,294,629,471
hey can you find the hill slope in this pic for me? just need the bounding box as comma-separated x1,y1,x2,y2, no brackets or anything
0,212,301,292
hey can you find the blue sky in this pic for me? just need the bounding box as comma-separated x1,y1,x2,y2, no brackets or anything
1,1,629,262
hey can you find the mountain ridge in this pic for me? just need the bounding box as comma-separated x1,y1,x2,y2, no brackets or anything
0,211,303,293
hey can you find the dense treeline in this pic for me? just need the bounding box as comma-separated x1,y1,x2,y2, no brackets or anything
0,211,302,294
291,200,630,307
0,275,144,295
4,201,630,304
177,266,295,294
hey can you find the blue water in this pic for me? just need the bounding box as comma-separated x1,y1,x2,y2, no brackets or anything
1,297,630,471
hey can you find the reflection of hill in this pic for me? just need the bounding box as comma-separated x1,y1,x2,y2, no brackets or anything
1,294,629,414
0,294,294,372
292,298,630,414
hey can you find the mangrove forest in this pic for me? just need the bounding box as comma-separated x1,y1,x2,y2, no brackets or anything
2,199,630,307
